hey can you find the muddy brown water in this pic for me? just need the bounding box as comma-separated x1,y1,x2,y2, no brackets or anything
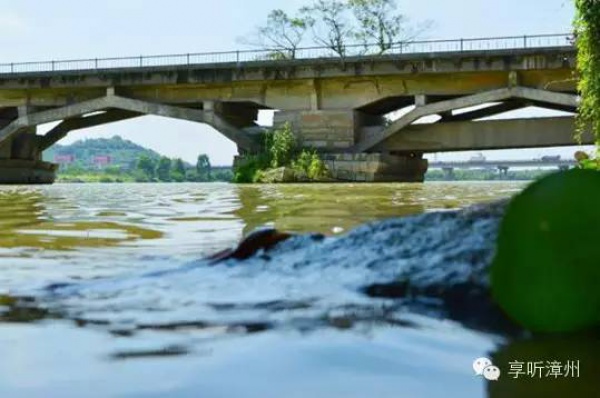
3,182,590,398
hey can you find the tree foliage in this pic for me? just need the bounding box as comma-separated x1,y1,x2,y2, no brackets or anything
156,157,172,182
233,123,329,183
267,122,297,168
45,135,162,171
242,9,309,59
196,154,212,181
349,0,425,54
137,154,157,179
171,158,186,182
301,0,354,57
243,0,431,59
574,0,600,147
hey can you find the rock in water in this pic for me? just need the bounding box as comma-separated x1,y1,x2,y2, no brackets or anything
209,199,517,333
208,228,297,263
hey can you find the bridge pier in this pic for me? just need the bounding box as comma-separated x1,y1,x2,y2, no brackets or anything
0,90,264,184
497,165,510,178
321,153,428,182
0,127,57,184
273,110,428,182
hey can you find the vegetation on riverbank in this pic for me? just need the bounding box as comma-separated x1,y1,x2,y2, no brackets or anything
233,123,329,183
425,169,554,182
44,136,232,183
574,0,600,168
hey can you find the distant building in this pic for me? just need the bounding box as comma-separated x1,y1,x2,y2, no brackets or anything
54,154,75,164
92,155,112,168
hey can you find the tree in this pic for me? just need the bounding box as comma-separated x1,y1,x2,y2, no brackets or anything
241,9,309,60
137,155,156,179
196,154,212,181
269,122,297,168
349,0,431,54
171,158,186,182
301,0,354,58
156,157,172,182
574,0,600,148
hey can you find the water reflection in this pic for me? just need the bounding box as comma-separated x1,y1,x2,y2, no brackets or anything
233,182,516,236
234,184,427,236
0,182,530,397
0,187,163,250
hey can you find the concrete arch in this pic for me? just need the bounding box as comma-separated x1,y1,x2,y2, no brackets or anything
0,91,259,152
352,87,579,152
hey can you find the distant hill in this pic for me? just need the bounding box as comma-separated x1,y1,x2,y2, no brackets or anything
43,136,162,170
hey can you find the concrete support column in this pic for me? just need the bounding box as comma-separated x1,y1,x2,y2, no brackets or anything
11,127,42,161
273,110,383,151
415,94,429,107
498,166,509,177
0,137,12,159
323,153,429,182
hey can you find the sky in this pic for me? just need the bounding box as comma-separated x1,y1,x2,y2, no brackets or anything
0,0,586,165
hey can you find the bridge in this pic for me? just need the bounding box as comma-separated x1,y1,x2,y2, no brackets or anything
429,159,576,178
0,33,592,183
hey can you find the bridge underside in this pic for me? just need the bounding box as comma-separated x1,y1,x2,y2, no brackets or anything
0,45,591,183
0,86,591,184
272,86,590,182
0,90,265,183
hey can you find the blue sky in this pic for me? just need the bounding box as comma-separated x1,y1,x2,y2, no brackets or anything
0,0,586,164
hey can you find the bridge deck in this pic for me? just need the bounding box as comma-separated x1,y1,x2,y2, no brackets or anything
0,33,574,77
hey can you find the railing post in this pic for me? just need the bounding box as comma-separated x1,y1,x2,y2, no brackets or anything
95,58,98,69
139,56,143,67
10,63,13,73
187,53,190,65
460,39,464,52
524,35,528,48
236,50,240,63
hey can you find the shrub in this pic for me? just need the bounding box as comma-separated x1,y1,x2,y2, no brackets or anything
268,122,297,168
292,149,329,180
233,153,271,183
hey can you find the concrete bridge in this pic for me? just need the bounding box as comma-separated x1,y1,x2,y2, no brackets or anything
429,158,576,178
0,33,591,183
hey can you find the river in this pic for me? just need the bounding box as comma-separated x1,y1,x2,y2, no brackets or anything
0,182,526,397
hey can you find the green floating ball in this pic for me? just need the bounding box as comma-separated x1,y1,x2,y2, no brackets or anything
491,169,600,333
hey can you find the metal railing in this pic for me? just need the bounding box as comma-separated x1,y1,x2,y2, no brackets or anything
0,33,574,75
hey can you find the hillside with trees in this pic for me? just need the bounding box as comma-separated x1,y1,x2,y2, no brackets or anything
42,136,232,183
43,136,162,170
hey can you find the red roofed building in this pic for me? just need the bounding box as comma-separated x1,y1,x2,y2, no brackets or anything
54,154,75,164
92,156,112,168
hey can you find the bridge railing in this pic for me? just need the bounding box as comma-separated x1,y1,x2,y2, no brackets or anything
0,33,574,75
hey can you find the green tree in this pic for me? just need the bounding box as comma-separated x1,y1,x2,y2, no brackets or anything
242,9,309,60
575,0,600,148
301,0,354,58
156,156,172,182
137,155,156,179
269,122,297,168
349,0,429,54
196,154,212,181
171,158,186,182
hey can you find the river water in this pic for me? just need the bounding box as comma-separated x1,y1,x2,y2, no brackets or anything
0,182,526,397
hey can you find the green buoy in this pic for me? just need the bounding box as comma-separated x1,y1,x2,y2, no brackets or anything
491,169,600,333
